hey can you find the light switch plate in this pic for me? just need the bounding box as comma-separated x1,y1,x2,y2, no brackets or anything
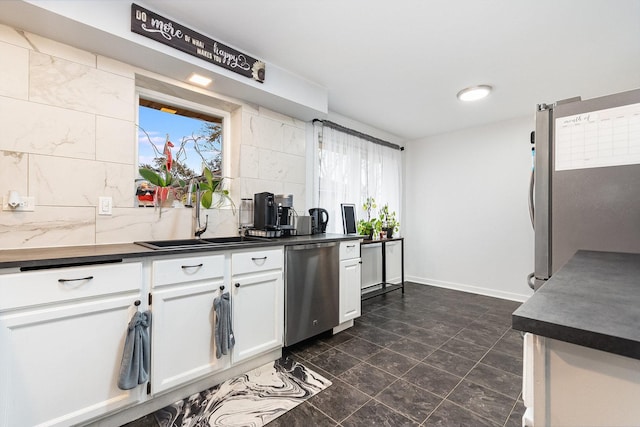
2,196,35,211
98,196,112,215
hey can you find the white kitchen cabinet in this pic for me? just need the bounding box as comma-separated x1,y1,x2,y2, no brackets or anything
150,253,230,394
231,248,284,364
0,262,144,427
524,334,640,427
338,240,362,324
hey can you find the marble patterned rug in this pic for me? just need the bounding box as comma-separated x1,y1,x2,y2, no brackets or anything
153,358,331,427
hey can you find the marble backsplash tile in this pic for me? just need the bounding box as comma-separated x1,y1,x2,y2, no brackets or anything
243,112,284,152
0,206,95,249
29,155,134,207
96,116,136,164
96,207,191,244
22,30,97,67
0,151,28,196
29,51,134,120
97,55,136,79
283,125,306,157
238,178,285,202
0,24,31,49
256,106,306,129
238,145,260,180
257,149,305,184
95,207,238,244
0,41,28,100
0,97,95,159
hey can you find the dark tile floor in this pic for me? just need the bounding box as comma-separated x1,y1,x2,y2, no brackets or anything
126,282,524,427
269,282,524,427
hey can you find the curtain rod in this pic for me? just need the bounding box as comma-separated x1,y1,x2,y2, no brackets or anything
313,119,404,151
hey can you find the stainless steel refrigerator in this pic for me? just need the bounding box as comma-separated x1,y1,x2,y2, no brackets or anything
532,88,640,289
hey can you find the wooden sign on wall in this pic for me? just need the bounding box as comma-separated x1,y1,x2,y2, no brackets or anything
131,3,265,83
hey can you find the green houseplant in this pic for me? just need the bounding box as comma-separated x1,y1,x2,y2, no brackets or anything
196,167,235,211
356,196,382,239
378,204,399,238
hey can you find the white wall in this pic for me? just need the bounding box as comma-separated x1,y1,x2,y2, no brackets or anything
404,116,535,301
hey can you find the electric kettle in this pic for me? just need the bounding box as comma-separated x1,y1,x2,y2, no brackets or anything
308,208,329,234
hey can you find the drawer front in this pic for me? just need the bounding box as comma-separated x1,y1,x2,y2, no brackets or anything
152,254,225,287
340,240,361,260
0,262,142,311
232,248,283,275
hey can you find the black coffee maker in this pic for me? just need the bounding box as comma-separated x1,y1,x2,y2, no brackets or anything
275,194,295,237
308,208,329,234
254,192,278,230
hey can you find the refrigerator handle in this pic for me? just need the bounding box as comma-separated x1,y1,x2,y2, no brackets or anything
527,132,536,291
528,153,535,229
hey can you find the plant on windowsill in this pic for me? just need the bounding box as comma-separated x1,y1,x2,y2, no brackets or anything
356,196,382,240
193,166,235,212
138,135,185,210
378,203,399,238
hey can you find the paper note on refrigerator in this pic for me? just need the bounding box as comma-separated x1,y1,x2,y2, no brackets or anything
555,102,640,171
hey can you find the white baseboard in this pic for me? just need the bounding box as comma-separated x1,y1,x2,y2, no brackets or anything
405,275,530,302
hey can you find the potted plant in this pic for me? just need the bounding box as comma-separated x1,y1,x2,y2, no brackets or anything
356,196,382,240
138,166,183,208
195,166,235,212
138,136,185,209
378,204,399,238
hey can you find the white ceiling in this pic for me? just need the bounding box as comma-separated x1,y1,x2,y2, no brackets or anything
139,0,640,141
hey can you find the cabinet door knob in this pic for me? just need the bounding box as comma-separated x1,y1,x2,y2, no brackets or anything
219,285,225,291
234,283,240,288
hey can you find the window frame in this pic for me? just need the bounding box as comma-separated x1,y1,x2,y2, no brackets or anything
135,87,231,182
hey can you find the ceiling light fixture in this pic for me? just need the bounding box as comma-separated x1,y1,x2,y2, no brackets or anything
160,107,177,114
457,85,492,102
188,73,212,87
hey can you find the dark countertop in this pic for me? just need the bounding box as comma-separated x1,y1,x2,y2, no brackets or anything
0,233,362,270
512,250,640,360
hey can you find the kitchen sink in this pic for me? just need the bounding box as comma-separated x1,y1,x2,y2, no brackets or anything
135,236,270,250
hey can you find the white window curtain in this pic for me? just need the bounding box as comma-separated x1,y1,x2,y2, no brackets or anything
311,121,402,234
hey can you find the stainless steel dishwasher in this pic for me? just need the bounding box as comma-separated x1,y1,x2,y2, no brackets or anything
284,241,339,346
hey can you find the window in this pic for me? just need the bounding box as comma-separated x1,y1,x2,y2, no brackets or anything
312,122,402,234
136,91,228,207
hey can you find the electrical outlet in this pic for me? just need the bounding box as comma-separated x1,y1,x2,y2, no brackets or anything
98,196,113,215
2,196,35,212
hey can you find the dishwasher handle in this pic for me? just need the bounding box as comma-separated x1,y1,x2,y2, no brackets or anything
287,242,339,251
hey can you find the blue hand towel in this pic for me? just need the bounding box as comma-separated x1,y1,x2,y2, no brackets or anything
118,310,151,390
214,292,235,359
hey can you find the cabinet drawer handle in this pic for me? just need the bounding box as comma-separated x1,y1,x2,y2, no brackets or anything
347,244,356,248
58,276,94,283
235,283,240,288
251,257,267,261
181,263,204,269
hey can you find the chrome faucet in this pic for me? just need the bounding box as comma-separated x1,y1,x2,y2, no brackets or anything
188,178,208,238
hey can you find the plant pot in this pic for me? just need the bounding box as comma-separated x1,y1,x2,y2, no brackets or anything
154,187,175,208
360,232,373,240
384,227,394,238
